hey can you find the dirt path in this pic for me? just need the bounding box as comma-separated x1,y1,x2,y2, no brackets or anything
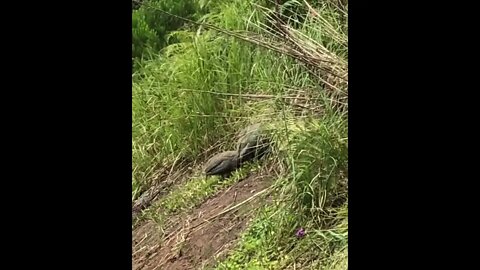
132,174,272,270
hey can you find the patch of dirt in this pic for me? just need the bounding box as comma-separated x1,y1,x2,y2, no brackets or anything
132,174,272,270
132,221,164,269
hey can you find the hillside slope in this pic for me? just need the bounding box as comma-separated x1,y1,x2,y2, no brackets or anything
132,0,348,269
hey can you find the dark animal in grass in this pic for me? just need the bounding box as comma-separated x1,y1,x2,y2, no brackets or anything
236,123,271,164
204,150,240,179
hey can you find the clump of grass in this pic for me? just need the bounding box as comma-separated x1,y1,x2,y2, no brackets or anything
215,202,347,270
160,165,250,213
212,205,283,270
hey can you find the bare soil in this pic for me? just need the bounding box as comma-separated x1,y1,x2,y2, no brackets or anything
132,174,272,270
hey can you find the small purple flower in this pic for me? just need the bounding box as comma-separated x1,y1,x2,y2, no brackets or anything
295,228,306,238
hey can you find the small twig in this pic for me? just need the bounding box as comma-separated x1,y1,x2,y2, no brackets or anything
133,233,148,249
132,245,146,257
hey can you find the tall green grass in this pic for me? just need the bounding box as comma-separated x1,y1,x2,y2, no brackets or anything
132,0,200,69
133,0,286,197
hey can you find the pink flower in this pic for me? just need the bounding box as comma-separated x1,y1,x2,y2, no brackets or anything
295,228,306,238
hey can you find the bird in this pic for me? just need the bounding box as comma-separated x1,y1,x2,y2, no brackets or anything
203,150,240,178
236,123,271,163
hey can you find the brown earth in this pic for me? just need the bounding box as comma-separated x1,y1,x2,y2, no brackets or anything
132,174,272,270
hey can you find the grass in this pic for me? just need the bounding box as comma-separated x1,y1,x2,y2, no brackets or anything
159,164,252,214
132,0,348,269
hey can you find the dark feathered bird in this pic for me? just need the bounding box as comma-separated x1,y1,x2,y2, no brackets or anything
236,123,271,163
204,150,240,178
